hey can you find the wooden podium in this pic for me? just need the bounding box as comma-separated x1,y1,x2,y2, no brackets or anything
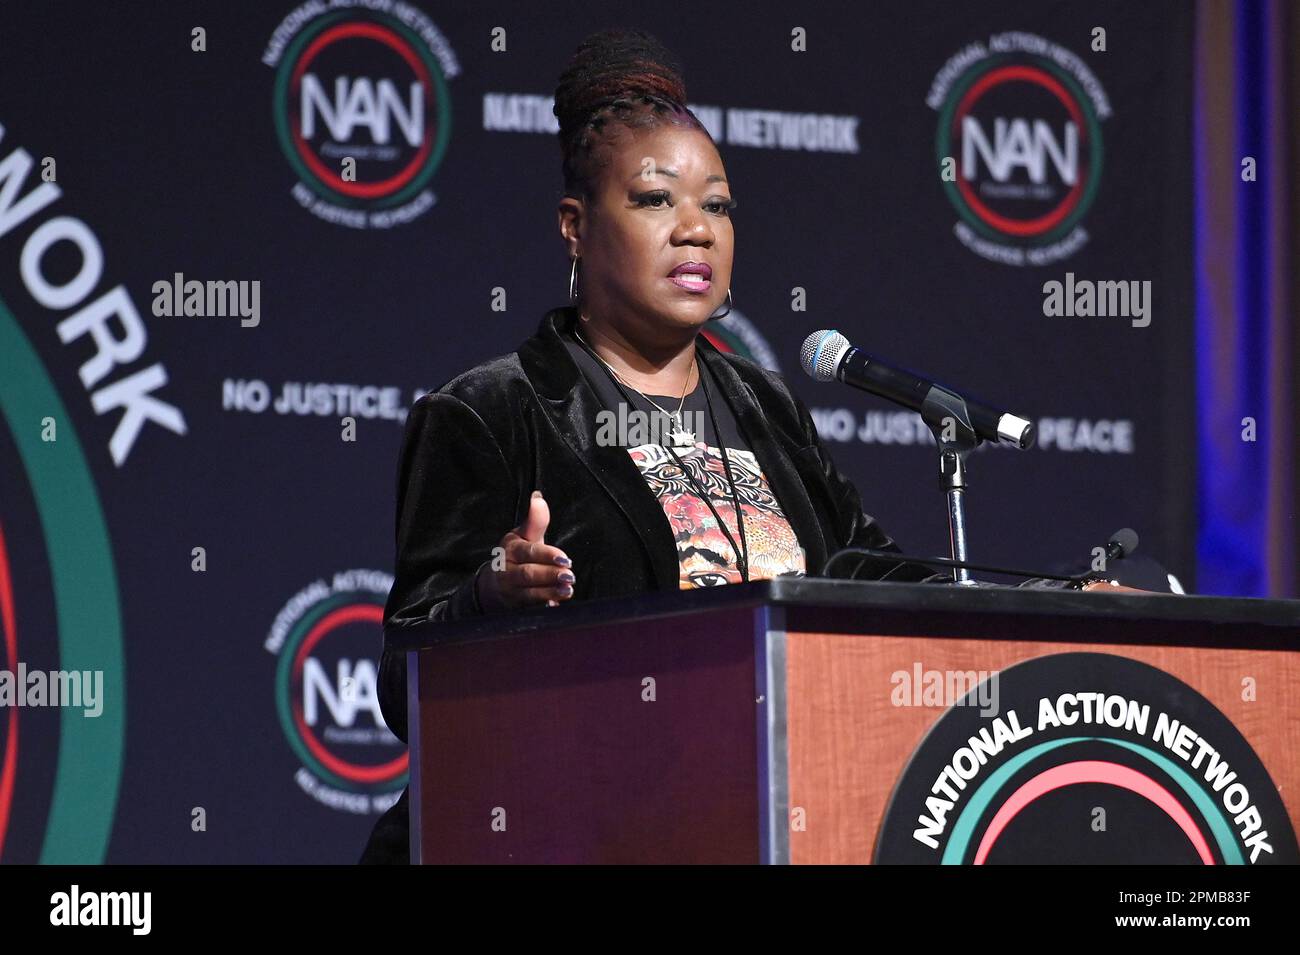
388,580,1300,864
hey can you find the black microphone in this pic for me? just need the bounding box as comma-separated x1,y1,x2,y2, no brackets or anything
1103,527,1140,562
800,329,1035,449
1085,527,1139,578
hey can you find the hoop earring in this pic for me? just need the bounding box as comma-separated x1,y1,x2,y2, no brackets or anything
568,255,579,302
707,288,733,321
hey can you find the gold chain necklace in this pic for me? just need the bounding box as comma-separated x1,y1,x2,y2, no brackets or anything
573,325,699,447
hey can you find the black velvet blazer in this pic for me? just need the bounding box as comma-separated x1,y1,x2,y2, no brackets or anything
376,305,935,744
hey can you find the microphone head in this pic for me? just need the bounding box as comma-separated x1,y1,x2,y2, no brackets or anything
1109,527,1139,558
800,330,851,382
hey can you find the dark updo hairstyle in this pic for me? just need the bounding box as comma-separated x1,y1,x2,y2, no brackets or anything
553,28,713,200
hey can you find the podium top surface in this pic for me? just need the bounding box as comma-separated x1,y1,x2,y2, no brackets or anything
386,578,1300,652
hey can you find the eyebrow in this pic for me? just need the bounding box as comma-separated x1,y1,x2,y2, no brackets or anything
629,167,728,184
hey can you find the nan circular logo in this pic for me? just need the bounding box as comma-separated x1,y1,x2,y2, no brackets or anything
265,569,406,814
263,1,460,229
928,32,1110,267
875,653,1299,864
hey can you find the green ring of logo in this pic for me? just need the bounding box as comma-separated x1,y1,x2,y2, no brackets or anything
0,295,125,863
941,736,1244,864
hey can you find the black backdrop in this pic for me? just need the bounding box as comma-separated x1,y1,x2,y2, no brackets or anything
0,0,1191,862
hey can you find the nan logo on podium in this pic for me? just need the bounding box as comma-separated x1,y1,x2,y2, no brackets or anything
875,653,1299,864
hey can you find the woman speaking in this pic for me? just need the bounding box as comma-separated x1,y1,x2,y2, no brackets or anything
359,29,1114,864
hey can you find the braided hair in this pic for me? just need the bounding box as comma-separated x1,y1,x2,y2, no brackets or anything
554,29,712,200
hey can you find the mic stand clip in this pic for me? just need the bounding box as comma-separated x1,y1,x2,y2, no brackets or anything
921,387,982,586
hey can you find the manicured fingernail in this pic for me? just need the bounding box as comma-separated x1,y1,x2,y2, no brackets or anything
558,571,575,583
558,584,574,597
553,555,571,567
531,489,542,499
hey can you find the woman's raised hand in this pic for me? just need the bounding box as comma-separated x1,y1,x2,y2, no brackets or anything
475,490,576,612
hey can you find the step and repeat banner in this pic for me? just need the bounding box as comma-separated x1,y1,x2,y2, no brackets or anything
0,1,1192,862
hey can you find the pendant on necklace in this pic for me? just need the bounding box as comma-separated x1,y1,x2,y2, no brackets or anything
668,414,696,448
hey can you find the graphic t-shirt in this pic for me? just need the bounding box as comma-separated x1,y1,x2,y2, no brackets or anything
564,324,807,588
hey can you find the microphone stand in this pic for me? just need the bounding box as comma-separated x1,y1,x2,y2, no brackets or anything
919,387,982,585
